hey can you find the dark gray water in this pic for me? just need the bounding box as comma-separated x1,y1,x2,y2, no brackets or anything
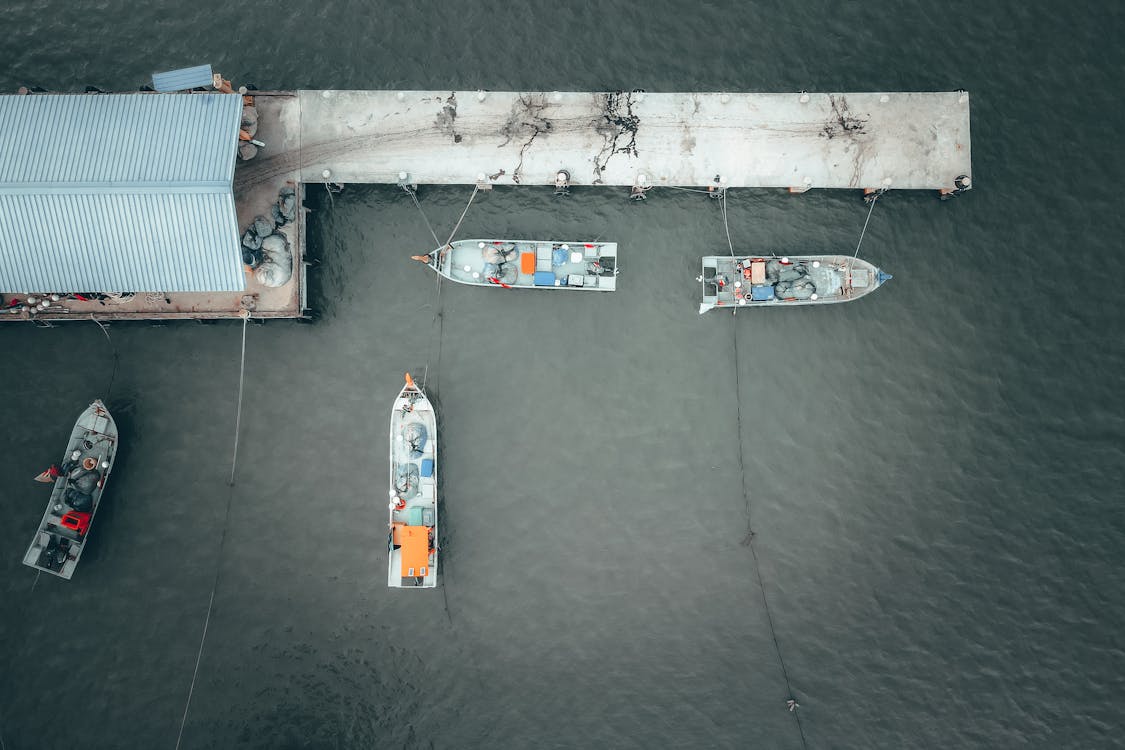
2,3,1124,748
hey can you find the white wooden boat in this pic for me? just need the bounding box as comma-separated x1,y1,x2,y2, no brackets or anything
388,373,437,588
698,254,891,313
412,239,618,290
23,400,118,580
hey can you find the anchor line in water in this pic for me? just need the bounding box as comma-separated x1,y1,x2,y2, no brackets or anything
731,321,809,750
175,315,249,749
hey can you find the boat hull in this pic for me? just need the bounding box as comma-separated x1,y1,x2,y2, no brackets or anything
388,374,438,588
699,254,890,312
23,400,118,580
419,239,618,291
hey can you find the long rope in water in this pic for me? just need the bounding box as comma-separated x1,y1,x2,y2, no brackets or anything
443,185,479,248
415,185,478,391
175,314,249,749
229,313,249,485
720,190,735,256
91,315,118,403
402,184,442,250
854,190,884,258
731,265,809,750
409,186,481,614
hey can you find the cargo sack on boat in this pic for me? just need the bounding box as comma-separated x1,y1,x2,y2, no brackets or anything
777,265,808,283
403,423,428,458
394,464,420,499
497,263,518,285
766,259,782,283
254,232,293,288
775,278,816,299
482,246,503,264
64,487,94,512
551,247,568,266
69,469,100,494
502,245,519,263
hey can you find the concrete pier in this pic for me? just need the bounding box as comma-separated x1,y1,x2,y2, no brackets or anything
237,90,972,194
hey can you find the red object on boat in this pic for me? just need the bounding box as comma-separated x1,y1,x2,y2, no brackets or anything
59,511,92,536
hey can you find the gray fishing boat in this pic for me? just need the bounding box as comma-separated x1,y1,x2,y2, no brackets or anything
698,254,891,313
23,400,118,580
412,239,618,290
388,373,437,588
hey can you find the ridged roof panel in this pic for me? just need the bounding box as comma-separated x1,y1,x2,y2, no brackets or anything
0,192,245,292
0,93,241,186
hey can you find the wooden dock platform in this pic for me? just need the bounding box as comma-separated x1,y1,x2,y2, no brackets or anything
237,89,972,193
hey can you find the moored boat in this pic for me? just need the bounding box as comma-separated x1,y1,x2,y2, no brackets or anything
412,239,618,290
388,373,438,588
698,254,891,312
23,400,118,580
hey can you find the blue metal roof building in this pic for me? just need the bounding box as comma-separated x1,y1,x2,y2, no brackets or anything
0,93,246,293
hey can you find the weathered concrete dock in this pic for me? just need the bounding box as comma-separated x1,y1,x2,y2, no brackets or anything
236,90,971,194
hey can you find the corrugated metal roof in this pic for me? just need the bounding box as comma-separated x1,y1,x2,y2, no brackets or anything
152,64,214,92
0,93,246,292
0,94,241,185
0,192,244,293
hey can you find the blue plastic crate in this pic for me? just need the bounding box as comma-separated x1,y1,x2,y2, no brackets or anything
533,271,556,286
420,458,434,477
750,285,775,301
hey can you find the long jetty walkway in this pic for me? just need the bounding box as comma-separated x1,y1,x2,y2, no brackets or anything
237,89,971,193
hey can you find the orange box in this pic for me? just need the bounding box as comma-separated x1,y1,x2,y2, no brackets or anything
520,252,536,275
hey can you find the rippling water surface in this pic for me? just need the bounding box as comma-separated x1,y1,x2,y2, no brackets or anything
1,3,1123,748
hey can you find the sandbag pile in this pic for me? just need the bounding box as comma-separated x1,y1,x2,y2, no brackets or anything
240,186,297,288
238,103,259,160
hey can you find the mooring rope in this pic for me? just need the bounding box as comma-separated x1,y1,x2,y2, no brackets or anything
401,184,442,250
731,274,809,750
91,315,118,403
854,190,885,258
418,185,479,392
229,312,249,485
443,185,479,248
175,313,249,749
720,190,735,257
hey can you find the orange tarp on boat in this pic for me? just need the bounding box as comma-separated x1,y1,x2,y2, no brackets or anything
396,525,431,577
519,252,536,275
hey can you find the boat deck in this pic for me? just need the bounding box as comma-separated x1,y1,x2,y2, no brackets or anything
388,391,437,588
442,240,618,290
